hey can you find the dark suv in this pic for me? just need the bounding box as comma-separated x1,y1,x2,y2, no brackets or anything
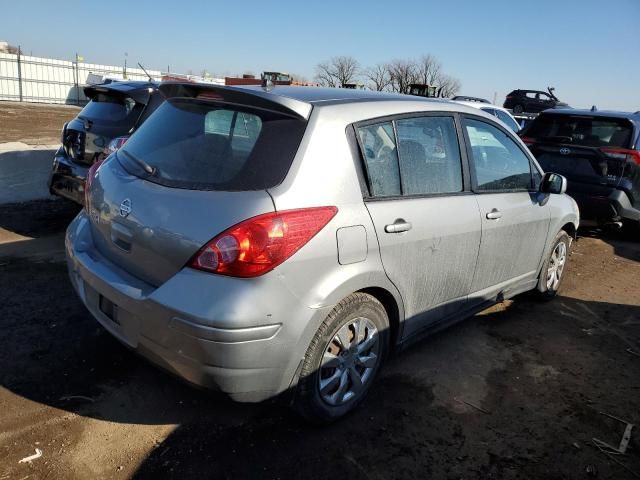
520,109,640,229
504,88,568,114
49,80,162,204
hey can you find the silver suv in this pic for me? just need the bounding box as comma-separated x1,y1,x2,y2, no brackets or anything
66,83,579,422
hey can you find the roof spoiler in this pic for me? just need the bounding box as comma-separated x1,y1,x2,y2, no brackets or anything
84,83,156,105
158,82,312,120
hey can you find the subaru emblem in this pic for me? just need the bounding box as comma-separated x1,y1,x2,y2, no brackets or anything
559,148,571,155
120,198,132,217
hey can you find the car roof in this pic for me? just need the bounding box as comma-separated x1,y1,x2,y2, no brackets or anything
237,85,433,104
85,80,159,104
450,95,490,103
160,82,464,120
542,108,640,119
91,80,159,92
454,100,511,113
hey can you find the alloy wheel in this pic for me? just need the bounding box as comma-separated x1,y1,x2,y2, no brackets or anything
318,317,380,406
546,241,567,291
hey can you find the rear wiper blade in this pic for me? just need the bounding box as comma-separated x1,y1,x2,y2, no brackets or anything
118,149,157,176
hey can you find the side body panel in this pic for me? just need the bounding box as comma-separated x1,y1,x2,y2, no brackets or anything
365,196,481,339
470,192,550,300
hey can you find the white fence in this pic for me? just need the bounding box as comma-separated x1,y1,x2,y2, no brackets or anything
0,52,161,104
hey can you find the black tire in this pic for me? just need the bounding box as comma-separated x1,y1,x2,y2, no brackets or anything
513,104,524,114
537,231,571,299
295,292,389,423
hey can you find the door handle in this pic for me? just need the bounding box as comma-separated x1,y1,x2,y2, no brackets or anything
486,209,502,220
384,219,412,233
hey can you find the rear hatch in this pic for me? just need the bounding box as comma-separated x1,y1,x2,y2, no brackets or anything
523,113,634,194
85,87,309,286
63,84,152,166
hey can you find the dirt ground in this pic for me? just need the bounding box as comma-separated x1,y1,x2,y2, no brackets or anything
0,102,80,145
0,199,638,480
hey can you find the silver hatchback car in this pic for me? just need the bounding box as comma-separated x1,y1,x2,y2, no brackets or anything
66,83,579,421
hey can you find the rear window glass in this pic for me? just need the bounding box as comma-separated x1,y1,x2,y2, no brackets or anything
118,99,306,191
80,93,138,122
526,115,633,148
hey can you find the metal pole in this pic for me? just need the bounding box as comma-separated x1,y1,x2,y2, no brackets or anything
75,52,80,105
17,45,22,102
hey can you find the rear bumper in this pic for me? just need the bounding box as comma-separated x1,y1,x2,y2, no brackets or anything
567,185,639,223
65,213,329,402
49,147,88,205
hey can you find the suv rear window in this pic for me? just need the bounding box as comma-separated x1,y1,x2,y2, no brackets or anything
526,114,633,148
80,93,138,122
118,98,306,191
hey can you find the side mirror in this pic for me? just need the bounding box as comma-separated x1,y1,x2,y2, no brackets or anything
540,172,567,195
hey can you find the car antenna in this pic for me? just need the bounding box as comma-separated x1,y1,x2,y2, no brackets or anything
591,105,597,112
137,62,154,82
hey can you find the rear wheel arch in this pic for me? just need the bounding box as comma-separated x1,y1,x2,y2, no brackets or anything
357,287,402,351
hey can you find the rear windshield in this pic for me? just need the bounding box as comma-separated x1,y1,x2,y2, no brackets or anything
118,98,307,191
79,93,138,122
526,114,633,148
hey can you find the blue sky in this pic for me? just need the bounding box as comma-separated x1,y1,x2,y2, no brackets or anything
3,0,639,110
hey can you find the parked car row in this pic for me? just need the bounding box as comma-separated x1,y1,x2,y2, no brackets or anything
503,87,568,114
49,80,162,204
61,81,579,421
452,99,522,133
452,88,639,232
520,108,640,230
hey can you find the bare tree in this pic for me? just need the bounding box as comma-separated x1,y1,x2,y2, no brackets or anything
416,54,442,86
315,56,360,87
387,59,418,94
363,63,392,91
290,73,310,83
436,73,461,97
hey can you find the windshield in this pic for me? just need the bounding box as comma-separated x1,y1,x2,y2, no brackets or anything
118,98,307,191
526,114,633,147
79,92,138,122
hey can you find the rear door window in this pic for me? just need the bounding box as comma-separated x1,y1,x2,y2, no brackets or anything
395,116,463,194
464,118,533,191
357,115,463,197
526,114,633,148
118,99,306,191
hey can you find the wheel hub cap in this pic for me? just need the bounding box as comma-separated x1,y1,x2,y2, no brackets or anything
318,317,380,407
546,241,567,291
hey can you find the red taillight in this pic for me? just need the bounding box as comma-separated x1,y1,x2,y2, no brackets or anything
84,158,105,208
520,136,536,146
506,95,513,100
600,147,640,165
189,206,338,278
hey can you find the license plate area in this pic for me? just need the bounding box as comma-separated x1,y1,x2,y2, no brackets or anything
99,295,120,325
